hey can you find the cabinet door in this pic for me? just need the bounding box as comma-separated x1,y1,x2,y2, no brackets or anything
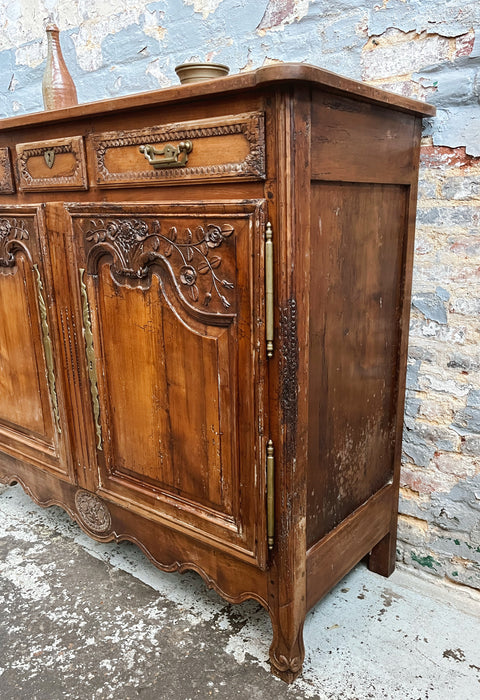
0,205,70,477
63,202,267,567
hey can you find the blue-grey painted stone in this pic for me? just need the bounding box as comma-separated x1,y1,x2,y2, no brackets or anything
435,474,480,510
452,390,480,436
402,432,436,467
462,434,480,456
408,345,435,363
451,406,480,436
369,0,480,38
418,179,436,199
405,397,421,419
431,534,480,563
448,353,480,371
435,286,450,302
412,292,447,324
406,358,421,389
466,389,480,408
416,206,480,227
441,177,480,200
416,55,480,156
398,493,430,520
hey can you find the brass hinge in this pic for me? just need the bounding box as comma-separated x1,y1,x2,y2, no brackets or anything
267,439,275,550
265,221,274,358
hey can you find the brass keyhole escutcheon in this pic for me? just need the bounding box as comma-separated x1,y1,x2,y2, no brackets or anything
44,148,55,168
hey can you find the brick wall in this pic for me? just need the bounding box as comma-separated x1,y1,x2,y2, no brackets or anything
1,0,479,590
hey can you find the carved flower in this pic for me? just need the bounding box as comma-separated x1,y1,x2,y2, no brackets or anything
0,219,11,239
205,225,224,248
179,265,197,286
106,219,149,253
105,221,119,238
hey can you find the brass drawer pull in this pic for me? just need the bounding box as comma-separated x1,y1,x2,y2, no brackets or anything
139,140,193,169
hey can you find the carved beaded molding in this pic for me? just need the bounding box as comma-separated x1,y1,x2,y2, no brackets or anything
75,489,112,534
83,217,236,310
91,111,265,185
16,136,88,191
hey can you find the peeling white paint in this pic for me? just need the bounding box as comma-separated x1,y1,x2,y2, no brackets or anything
183,0,226,21
145,57,171,87
2,549,51,601
15,41,45,68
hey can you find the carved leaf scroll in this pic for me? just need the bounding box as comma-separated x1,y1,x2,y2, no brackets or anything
0,217,30,269
84,217,236,310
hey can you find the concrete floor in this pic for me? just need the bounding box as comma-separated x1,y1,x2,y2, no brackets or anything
1,483,479,700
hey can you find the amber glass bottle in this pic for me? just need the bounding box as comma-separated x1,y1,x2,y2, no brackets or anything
42,24,78,110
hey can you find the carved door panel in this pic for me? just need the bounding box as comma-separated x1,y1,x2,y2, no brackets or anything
0,205,70,478
62,201,268,567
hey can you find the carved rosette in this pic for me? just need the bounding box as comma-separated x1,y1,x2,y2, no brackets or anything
75,489,112,533
0,217,30,269
83,217,236,311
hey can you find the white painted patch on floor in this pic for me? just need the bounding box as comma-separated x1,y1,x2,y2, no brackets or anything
1,484,480,699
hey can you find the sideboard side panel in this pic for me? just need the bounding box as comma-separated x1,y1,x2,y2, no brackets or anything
307,94,419,549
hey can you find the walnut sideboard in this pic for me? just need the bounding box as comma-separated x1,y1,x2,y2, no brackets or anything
0,64,434,682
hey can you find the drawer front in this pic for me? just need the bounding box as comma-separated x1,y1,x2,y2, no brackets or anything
16,136,88,192
89,111,265,187
0,148,15,193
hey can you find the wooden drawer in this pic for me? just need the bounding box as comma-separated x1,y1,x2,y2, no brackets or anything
89,111,265,187
16,136,88,192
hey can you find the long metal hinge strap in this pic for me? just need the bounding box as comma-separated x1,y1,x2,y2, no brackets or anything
267,439,275,550
79,268,102,451
33,264,61,434
265,221,274,358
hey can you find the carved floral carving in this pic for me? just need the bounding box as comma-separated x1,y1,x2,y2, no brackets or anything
75,489,112,533
0,217,30,268
84,217,236,309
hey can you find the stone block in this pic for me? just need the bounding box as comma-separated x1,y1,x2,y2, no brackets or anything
441,176,480,200
412,292,447,324
362,32,450,81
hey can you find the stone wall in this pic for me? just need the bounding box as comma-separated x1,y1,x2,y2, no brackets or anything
1,0,479,590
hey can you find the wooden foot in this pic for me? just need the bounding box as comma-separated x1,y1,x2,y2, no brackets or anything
368,529,397,578
268,612,305,683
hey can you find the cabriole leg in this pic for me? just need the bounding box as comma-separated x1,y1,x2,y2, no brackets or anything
268,604,305,683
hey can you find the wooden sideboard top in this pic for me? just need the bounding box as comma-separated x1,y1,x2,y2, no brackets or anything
0,62,435,133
